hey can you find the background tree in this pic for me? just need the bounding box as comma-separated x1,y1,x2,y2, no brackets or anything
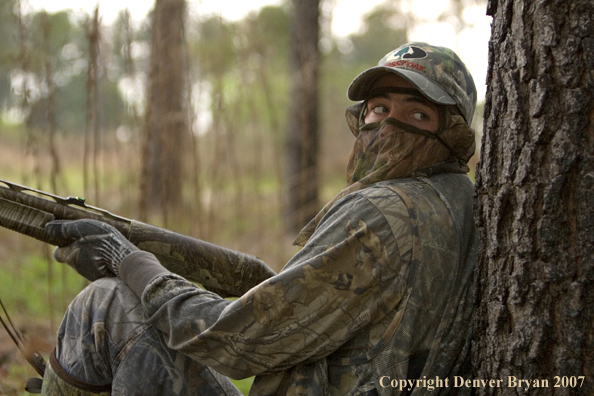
473,0,594,392
285,0,321,233
0,0,18,108
83,7,102,203
140,0,188,224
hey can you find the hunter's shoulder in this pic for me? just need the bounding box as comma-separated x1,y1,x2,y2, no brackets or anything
369,173,474,198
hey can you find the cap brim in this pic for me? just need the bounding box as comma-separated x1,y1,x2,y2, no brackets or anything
347,66,457,106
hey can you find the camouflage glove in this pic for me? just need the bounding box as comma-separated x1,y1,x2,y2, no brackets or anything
45,219,139,281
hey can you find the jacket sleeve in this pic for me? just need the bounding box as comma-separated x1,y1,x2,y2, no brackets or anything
140,189,413,379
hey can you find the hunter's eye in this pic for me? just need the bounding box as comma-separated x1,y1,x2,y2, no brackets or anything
372,105,389,115
412,112,430,121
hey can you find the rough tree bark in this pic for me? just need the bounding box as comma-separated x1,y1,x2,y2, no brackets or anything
285,0,320,233
140,0,187,224
473,0,594,394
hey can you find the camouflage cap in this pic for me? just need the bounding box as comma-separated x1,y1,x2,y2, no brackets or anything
348,42,477,125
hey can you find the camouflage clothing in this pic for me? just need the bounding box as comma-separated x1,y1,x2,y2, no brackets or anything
49,171,476,395
41,363,110,396
46,276,241,396
141,172,477,395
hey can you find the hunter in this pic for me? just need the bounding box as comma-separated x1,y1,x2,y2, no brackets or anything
42,42,478,395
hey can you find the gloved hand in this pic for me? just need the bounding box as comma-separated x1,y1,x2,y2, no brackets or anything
45,219,139,281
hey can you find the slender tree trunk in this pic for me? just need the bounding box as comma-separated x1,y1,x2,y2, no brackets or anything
140,0,187,225
84,7,101,205
41,12,61,194
286,0,320,233
473,0,594,394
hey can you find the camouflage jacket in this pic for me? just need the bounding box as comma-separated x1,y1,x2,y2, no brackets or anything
141,172,477,396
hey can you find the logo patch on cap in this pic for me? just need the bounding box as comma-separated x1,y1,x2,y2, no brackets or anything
385,46,427,62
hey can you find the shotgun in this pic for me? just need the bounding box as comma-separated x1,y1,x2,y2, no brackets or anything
0,178,276,297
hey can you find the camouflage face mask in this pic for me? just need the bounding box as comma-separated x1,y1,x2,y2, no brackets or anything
345,102,475,180
294,104,475,247
345,117,446,183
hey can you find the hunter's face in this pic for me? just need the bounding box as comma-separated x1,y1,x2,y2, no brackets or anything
363,74,440,132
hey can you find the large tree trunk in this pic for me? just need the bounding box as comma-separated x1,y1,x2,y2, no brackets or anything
285,0,320,233
140,0,187,224
473,0,594,393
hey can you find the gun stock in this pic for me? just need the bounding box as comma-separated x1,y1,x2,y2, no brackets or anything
0,179,276,297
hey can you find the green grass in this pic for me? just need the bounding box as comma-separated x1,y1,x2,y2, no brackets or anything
0,242,83,319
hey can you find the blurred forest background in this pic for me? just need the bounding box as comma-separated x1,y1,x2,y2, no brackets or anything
0,0,487,393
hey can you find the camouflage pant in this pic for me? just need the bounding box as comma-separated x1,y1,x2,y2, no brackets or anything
51,277,242,396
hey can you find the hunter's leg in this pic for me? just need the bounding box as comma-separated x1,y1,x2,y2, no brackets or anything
46,277,240,396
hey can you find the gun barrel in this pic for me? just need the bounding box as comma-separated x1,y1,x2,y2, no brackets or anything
0,198,69,246
0,180,276,297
